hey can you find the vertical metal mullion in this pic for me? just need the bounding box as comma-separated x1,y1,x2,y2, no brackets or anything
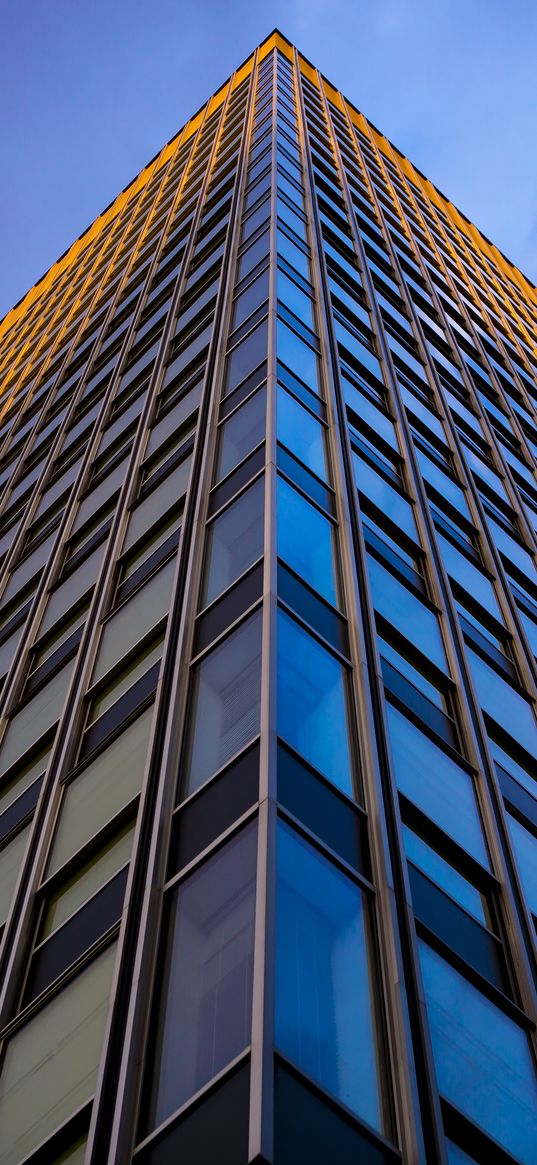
249,45,277,1165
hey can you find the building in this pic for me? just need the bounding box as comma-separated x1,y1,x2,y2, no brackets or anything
0,28,536,1165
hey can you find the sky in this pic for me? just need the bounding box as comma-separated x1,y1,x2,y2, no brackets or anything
1,0,537,319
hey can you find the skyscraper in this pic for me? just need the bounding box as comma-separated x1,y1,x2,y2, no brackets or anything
0,27,536,1164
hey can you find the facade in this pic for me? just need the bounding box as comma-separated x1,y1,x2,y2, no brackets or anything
0,28,537,1164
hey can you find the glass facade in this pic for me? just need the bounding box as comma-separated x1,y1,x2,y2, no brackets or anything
0,30,536,1165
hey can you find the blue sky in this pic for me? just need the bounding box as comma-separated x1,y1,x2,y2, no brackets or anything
1,0,537,318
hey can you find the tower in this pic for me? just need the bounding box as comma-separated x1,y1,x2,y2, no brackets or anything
0,29,536,1164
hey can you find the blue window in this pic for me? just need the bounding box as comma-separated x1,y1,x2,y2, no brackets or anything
435,531,501,619
507,813,537,918
386,704,489,866
489,736,537,800
277,477,337,606
277,229,310,282
446,1141,478,1164
367,555,446,669
277,386,327,479
225,319,268,396
278,610,353,796
277,268,314,331
276,822,385,1131
403,826,488,925
353,453,418,543
419,941,537,1162
467,646,537,758
277,318,319,394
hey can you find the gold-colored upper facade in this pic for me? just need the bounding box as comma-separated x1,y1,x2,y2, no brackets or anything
1,30,536,404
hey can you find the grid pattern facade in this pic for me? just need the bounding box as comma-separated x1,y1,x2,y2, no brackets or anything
0,31,536,1165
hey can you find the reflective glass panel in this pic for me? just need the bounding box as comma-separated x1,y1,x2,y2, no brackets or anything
507,813,537,917
402,825,488,924
277,386,327,479
47,707,153,875
225,319,267,396
215,389,266,482
184,613,262,795
419,941,537,1163
277,269,314,330
40,821,135,940
277,477,337,606
368,556,446,668
0,942,117,1165
277,610,353,796
202,478,264,607
276,822,384,1131
148,824,257,1128
467,647,537,758
386,705,489,866
277,319,319,393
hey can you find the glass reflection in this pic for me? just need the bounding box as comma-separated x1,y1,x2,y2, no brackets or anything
276,822,384,1131
419,941,537,1163
278,610,353,796
277,476,337,606
202,478,264,607
277,386,327,479
184,613,262,795
149,824,257,1128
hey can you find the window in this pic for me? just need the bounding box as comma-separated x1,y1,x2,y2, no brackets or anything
0,744,49,836
277,318,319,395
363,511,425,594
277,267,315,331
146,823,257,1129
224,319,268,397
140,419,196,494
277,227,310,282
277,477,338,606
276,822,386,1133
232,267,269,332
0,942,118,1165
467,646,537,759
24,821,134,1006
437,531,500,618
277,610,354,797
386,704,488,866
40,822,134,943
353,444,418,544
0,823,30,926
367,555,445,668
506,813,537,919
215,388,265,484
403,824,489,925
201,479,264,608
0,660,74,780
115,508,181,607
419,941,537,1163
182,612,262,796
47,706,153,877
97,565,173,687
277,385,327,479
